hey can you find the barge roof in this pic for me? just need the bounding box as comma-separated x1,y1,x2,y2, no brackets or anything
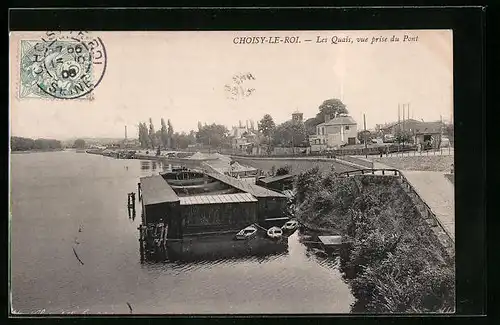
179,193,258,205
140,175,179,205
257,174,295,184
206,172,287,199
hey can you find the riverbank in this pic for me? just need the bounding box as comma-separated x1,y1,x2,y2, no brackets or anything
293,167,455,313
11,148,64,154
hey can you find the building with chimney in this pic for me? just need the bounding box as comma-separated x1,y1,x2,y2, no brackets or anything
309,113,358,152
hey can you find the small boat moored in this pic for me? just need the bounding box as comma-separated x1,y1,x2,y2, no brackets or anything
282,219,299,231
267,226,283,239
234,225,258,240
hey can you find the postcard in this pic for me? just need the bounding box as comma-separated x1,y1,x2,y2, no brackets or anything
9,29,455,315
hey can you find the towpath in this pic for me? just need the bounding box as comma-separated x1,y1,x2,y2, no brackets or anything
353,157,455,241
400,170,455,241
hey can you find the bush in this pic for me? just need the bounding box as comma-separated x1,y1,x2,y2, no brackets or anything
276,164,291,176
294,170,455,313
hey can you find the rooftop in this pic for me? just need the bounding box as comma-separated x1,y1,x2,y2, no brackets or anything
206,172,287,198
379,119,442,133
140,175,179,206
203,159,257,174
317,116,357,127
257,174,296,184
179,193,258,205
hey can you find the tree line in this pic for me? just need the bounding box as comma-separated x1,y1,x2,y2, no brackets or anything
11,136,63,151
136,98,350,151
138,118,198,150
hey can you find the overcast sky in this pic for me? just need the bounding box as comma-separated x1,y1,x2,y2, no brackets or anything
10,30,453,140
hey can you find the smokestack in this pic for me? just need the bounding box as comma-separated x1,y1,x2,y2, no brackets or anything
125,126,127,140
407,103,410,121
402,103,405,131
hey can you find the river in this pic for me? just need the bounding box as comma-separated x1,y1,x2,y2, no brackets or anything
10,150,354,314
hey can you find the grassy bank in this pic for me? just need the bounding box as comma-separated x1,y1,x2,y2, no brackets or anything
372,155,454,172
294,167,455,313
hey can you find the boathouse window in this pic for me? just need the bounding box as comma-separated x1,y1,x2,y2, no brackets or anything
345,125,350,130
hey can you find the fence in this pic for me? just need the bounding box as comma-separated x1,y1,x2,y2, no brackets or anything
378,146,454,157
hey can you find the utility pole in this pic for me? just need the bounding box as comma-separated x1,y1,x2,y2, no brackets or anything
364,113,367,158
402,103,406,148
402,103,405,132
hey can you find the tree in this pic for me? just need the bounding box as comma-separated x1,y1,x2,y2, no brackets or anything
258,114,276,152
167,119,174,148
173,131,195,149
443,123,454,146
138,122,149,148
258,114,276,139
304,117,319,135
196,123,230,148
395,130,413,145
276,164,291,176
357,130,372,144
74,139,86,149
160,118,168,149
318,98,348,120
272,120,308,147
148,118,156,149
305,98,349,135
11,136,35,151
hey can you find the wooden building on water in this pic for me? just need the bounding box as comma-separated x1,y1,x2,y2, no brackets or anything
140,169,288,240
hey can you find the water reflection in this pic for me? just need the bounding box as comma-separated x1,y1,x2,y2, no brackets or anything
140,161,151,170
140,235,288,263
140,160,183,174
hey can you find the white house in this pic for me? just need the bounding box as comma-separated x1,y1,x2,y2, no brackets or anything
309,114,358,152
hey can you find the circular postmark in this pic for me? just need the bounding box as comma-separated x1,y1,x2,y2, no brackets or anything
19,31,107,100
224,72,256,101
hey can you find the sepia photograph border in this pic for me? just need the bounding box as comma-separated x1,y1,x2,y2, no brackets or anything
6,5,487,323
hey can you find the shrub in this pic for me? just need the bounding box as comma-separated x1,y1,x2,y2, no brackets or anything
276,164,292,176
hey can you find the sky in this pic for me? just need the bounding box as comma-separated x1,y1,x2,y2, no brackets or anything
10,30,453,140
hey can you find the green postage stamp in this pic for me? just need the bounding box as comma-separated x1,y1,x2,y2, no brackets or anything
18,31,107,100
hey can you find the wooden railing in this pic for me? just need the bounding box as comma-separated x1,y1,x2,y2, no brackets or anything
337,168,455,248
337,168,401,177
